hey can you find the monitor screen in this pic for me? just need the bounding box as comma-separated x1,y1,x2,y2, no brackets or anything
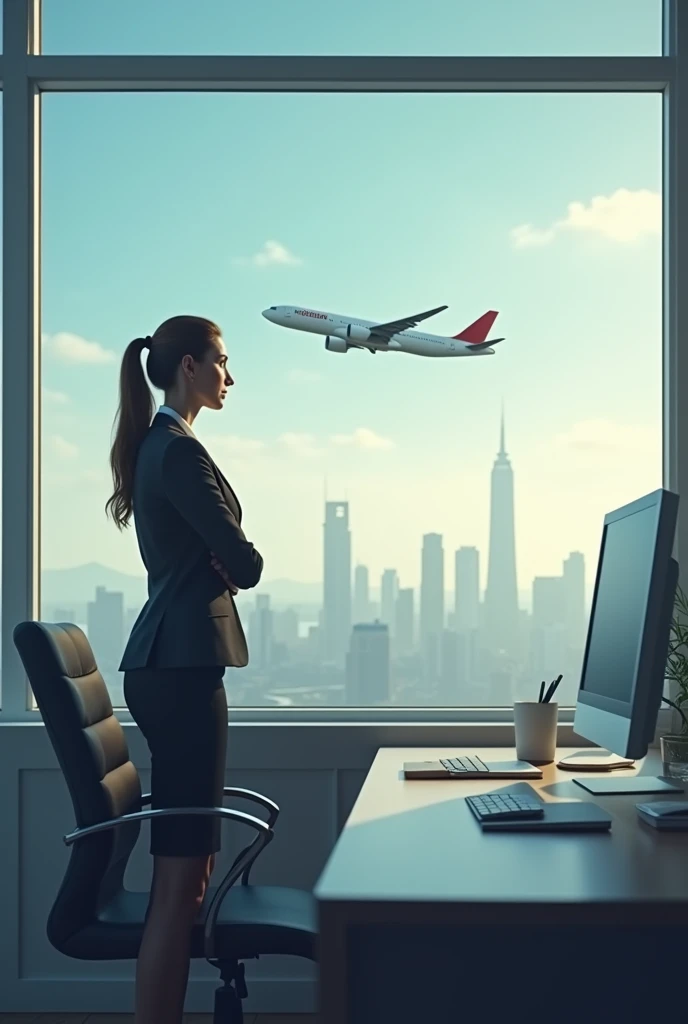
580,505,658,705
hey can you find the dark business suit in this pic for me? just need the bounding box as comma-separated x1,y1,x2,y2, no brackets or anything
121,411,263,856
120,412,263,670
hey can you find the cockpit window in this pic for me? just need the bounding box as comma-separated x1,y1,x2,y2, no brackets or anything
270,306,277,310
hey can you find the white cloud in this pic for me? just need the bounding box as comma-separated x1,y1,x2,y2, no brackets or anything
278,432,321,457
43,388,70,405
330,427,394,450
511,188,661,248
47,332,116,365
51,434,79,460
234,239,303,268
287,368,322,383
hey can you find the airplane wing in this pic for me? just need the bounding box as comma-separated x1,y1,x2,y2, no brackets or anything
370,305,448,342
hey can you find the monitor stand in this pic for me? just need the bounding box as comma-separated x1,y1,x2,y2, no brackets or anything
557,749,635,772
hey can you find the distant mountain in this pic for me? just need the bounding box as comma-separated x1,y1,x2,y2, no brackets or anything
40,563,322,612
42,563,148,609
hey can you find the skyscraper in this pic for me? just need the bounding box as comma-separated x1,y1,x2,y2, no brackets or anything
87,586,125,703
273,607,299,649
323,501,352,665
455,546,480,632
439,628,460,704
380,569,399,635
395,587,415,655
484,410,519,659
346,622,390,705
563,551,586,649
249,593,274,670
455,546,480,688
353,564,370,624
562,551,587,701
530,576,567,682
420,533,444,679
87,586,124,672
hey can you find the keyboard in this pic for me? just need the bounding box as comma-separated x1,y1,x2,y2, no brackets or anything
467,792,545,822
440,755,490,774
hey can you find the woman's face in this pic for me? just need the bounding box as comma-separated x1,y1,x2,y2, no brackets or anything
186,336,234,411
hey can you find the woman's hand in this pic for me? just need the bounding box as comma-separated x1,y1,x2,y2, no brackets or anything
210,551,238,595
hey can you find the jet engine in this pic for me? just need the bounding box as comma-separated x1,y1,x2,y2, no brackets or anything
334,324,372,344
325,336,348,353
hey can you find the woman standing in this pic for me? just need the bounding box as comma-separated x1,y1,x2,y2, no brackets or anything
106,315,263,1024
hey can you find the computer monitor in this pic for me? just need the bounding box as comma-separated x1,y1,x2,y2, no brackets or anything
571,488,679,763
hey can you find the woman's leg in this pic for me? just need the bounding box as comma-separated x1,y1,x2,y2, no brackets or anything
124,668,227,1024
134,853,214,1024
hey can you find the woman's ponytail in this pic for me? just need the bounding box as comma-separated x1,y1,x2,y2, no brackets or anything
105,315,222,529
105,336,154,529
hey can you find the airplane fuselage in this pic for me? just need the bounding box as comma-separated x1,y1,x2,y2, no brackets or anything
262,306,497,357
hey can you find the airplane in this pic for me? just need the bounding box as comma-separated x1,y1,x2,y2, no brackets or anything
261,304,504,358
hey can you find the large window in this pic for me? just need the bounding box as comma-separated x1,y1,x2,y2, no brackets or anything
41,0,662,57
41,90,662,709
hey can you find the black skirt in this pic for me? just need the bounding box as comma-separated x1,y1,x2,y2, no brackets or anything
124,666,227,856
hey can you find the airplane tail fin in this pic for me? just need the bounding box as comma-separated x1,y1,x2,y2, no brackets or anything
453,310,499,343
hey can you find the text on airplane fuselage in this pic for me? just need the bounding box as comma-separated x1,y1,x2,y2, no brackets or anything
295,309,328,319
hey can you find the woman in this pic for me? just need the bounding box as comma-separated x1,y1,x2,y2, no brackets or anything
106,315,263,1024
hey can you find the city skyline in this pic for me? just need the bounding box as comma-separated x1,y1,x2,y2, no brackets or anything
42,411,589,707
41,410,604,608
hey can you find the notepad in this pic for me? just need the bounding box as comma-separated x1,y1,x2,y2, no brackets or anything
574,775,683,796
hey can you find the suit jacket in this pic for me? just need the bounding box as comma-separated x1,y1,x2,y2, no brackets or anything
119,412,263,670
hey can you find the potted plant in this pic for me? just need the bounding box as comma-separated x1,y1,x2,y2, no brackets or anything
661,585,688,777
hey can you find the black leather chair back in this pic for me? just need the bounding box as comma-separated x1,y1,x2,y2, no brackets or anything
13,621,142,952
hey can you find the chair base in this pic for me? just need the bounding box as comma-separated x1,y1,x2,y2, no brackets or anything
213,958,248,1024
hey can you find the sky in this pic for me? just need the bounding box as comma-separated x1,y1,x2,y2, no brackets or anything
37,1,663,604
39,0,661,56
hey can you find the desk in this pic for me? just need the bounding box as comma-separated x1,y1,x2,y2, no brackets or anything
315,747,688,1024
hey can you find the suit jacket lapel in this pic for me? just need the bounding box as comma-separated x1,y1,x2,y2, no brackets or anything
153,412,243,522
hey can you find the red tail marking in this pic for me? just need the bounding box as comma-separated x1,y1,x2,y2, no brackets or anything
453,310,499,344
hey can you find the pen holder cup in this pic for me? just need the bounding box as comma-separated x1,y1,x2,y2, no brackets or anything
513,701,558,765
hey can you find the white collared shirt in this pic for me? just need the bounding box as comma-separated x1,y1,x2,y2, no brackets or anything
158,404,195,438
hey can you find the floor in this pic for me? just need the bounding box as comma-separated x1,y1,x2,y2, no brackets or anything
0,1017,318,1024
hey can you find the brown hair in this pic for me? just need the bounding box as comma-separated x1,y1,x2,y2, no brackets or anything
105,314,222,529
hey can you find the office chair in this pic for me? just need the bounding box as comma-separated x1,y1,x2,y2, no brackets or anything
13,621,317,1024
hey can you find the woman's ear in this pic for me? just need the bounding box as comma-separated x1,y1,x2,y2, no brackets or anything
181,354,195,381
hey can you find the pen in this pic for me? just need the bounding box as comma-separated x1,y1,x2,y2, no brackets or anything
543,674,563,703
538,680,545,703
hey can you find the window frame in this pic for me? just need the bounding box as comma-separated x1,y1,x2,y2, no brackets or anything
1,0,685,725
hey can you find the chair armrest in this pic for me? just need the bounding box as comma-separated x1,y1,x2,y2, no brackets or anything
222,787,280,828
140,789,279,827
63,805,271,845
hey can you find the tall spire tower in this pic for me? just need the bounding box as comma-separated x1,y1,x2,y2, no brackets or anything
484,407,519,659
323,500,352,666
